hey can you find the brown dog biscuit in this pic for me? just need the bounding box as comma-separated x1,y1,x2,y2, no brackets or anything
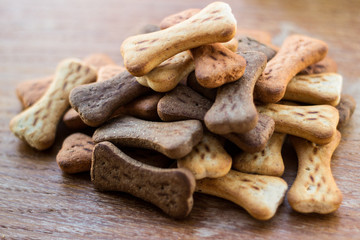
196,170,288,220
336,94,356,129
157,85,212,121
255,34,328,103
222,114,275,153
287,131,342,214
122,147,174,168
257,103,339,145
186,71,217,101
159,8,201,29
69,71,150,127
204,51,267,134
63,108,89,130
93,115,203,159
298,56,337,75
97,65,125,82
233,133,286,176
237,36,277,61
56,133,94,174
91,141,195,219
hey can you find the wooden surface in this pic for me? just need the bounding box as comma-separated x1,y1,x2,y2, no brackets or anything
1,0,360,239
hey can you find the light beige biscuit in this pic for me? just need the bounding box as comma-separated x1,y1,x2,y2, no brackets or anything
196,170,288,220
233,133,286,177
159,8,201,29
97,65,125,82
121,2,237,76
283,73,342,106
255,34,328,103
177,131,232,180
336,94,356,129
10,59,97,150
287,131,342,214
257,103,339,145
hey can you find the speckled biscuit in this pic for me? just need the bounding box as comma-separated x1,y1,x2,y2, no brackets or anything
204,51,267,134
186,71,217,101
257,103,339,145
121,2,237,76
93,115,203,159
159,8,201,29
233,133,286,176
91,141,195,219
10,59,97,150
97,65,125,82
237,36,277,61
56,133,94,174
177,131,232,179
298,56,337,75
255,34,328,103
288,131,342,214
196,170,288,220
222,114,275,153
69,70,150,127
336,94,356,129
283,73,342,106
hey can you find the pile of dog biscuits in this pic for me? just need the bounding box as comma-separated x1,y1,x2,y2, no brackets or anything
11,2,356,220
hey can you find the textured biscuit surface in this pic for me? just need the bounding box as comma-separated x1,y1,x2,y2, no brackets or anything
237,36,277,61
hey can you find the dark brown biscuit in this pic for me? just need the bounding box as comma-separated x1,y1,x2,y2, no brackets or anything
122,147,174,168
186,71,217,101
63,108,89,130
69,71,150,127
336,94,356,129
237,36,277,61
91,141,196,219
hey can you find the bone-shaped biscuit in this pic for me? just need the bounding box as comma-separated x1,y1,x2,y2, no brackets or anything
298,56,337,75
91,141,195,219
63,108,88,130
257,103,339,145
222,114,275,153
56,133,94,174
177,131,232,179
336,94,356,129
288,131,342,214
255,34,328,103
69,70,150,127
187,71,217,101
121,2,237,76
159,8,201,29
204,51,267,134
93,115,203,159
10,59,97,150
196,170,288,220
233,133,286,176
97,65,125,82
237,36,277,61
283,73,342,106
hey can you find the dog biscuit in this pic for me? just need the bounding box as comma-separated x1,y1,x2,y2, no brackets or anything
298,56,337,75
159,8,201,29
237,36,277,61
97,65,125,82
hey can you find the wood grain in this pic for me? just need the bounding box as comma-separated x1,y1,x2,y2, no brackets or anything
1,0,360,239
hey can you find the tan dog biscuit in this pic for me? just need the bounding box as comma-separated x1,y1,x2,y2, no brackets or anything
255,34,328,103
82,53,116,71
237,36,277,61
205,51,267,134
298,56,337,75
257,103,339,145
288,131,342,214
97,65,125,82
191,43,246,88
93,115,203,159
10,59,97,150
157,85,212,121
91,141,195,219
159,8,201,29
187,71,217,101
233,133,286,176
283,73,342,106
336,94,356,129
69,71,150,127
196,170,288,220
121,2,237,76
56,133,94,174
177,131,232,179
223,114,275,153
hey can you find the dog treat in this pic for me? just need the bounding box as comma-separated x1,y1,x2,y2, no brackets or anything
298,56,337,75
205,51,267,134
255,34,328,103
138,24,161,34
10,59,97,150
69,70,150,127
121,2,237,76
82,53,116,71
283,73,342,106
56,133,94,174
157,85,212,121
97,65,125,82
336,94,356,129
233,133,286,176
123,147,174,168
159,8,201,29
222,114,275,153
187,71,217,101
177,131,232,179
237,36,277,61
287,131,342,214
93,115,203,159
196,170,288,220
16,75,53,109
91,141,195,218
63,108,89,130
257,103,339,145
191,43,246,88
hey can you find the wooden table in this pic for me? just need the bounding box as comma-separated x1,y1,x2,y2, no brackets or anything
1,0,359,239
